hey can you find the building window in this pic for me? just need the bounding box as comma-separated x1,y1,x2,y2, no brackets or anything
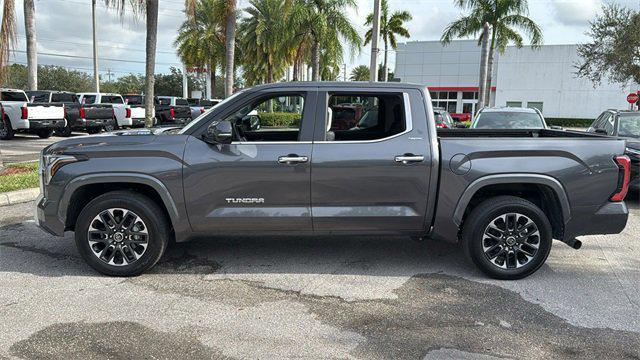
506,101,522,107
430,91,438,100
462,92,478,100
527,102,543,112
432,91,458,113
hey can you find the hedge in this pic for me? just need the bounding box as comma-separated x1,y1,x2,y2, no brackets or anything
258,112,301,127
545,118,593,128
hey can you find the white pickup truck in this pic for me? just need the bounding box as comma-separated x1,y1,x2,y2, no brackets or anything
77,93,134,128
0,88,66,140
122,94,155,127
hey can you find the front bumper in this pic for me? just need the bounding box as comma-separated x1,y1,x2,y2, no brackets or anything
35,192,65,236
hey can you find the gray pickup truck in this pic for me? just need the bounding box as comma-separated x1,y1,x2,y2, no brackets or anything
36,82,631,279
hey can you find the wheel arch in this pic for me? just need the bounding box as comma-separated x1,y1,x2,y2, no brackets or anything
454,174,571,239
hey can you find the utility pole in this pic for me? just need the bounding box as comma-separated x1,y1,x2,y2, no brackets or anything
369,0,381,82
182,64,189,98
105,69,113,82
343,64,347,81
477,23,490,112
92,0,100,92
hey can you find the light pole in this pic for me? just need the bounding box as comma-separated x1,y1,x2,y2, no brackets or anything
92,0,100,92
369,0,381,82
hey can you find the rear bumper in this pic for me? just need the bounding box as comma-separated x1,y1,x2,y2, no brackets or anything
131,118,145,127
29,119,66,129
563,202,628,239
74,118,111,128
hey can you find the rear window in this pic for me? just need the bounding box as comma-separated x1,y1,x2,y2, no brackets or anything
473,112,544,129
81,95,97,104
26,91,49,102
618,115,640,138
200,100,215,107
1,91,28,102
51,93,77,103
176,98,189,106
158,98,171,105
102,95,123,104
124,95,143,105
187,98,199,105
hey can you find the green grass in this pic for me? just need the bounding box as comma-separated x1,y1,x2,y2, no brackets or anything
0,162,39,193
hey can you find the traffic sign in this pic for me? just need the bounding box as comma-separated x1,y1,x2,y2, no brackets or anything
627,93,639,104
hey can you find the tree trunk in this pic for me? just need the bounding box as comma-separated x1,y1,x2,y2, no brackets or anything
210,63,216,98
311,40,320,81
484,26,497,106
477,23,490,111
292,60,299,81
383,38,388,82
224,0,237,97
267,63,273,83
144,0,158,128
24,0,37,90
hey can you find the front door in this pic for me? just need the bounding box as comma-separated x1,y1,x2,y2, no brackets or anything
183,89,317,233
310,89,434,232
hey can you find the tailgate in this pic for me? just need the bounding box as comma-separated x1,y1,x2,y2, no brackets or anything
130,107,146,118
84,105,114,120
175,106,191,118
26,104,64,120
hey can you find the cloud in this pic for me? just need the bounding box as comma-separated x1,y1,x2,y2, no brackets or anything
551,0,601,26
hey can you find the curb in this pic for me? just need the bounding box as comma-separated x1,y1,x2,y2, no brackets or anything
0,188,40,207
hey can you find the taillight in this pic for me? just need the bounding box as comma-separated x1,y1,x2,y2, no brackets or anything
1,107,4,121
63,106,68,119
126,108,132,118
610,155,631,202
21,106,28,119
170,108,175,119
79,107,86,119
200,107,205,114
435,123,447,129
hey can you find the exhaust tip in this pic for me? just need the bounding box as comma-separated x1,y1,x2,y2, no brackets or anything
572,240,582,250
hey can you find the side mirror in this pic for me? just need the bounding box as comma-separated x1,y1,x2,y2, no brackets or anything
594,129,608,135
203,120,233,144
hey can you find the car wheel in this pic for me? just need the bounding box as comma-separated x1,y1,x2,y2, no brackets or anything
0,118,14,140
75,191,170,276
462,195,552,280
54,124,73,137
36,129,54,139
103,121,115,132
86,127,101,134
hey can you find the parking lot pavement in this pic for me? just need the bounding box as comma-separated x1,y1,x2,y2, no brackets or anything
0,134,79,164
0,197,639,359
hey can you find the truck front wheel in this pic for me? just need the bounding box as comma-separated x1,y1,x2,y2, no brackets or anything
462,196,552,280
75,191,170,276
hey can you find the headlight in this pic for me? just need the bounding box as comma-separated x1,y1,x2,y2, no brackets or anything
626,147,640,157
41,154,80,185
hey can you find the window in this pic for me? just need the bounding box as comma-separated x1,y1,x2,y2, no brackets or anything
474,111,545,129
223,94,305,142
102,96,123,104
176,98,189,106
462,92,478,100
158,98,171,106
604,115,615,135
51,93,77,103
326,93,406,141
431,91,458,115
506,101,522,107
527,102,543,112
82,95,97,104
124,95,143,105
26,91,50,102
187,98,199,106
618,115,640,138
1,91,28,102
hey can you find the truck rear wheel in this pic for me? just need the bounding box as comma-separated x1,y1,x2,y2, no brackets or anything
0,118,14,140
462,196,552,280
36,129,53,139
54,124,72,137
86,127,101,134
75,191,170,276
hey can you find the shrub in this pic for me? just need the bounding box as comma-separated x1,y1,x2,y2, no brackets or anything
258,112,301,127
545,118,593,128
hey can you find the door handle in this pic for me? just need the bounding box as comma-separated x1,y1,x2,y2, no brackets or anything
395,154,425,164
278,155,308,164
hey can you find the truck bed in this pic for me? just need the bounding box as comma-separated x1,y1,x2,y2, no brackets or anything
437,128,605,138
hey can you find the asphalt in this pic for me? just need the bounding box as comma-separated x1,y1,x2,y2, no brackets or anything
0,195,639,359
0,133,80,164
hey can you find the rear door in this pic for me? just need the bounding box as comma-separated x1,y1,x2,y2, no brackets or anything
182,87,317,233
310,88,434,232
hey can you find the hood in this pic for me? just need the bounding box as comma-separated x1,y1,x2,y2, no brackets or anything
43,126,182,155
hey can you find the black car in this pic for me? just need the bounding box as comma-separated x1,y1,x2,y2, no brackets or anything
588,110,640,192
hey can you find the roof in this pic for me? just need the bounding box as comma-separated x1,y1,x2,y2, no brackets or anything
246,81,425,91
479,107,539,114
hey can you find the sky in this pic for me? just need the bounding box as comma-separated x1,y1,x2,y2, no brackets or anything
7,0,639,81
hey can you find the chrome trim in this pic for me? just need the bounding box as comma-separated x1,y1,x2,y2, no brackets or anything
395,155,425,163
278,155,309,164
314,92,414,144
231,141,312,145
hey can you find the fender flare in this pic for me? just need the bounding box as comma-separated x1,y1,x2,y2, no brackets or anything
58,173,181,227
453,173,571,226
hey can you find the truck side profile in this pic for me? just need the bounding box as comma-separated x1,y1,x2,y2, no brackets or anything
0,88,66,140
36,83,631,279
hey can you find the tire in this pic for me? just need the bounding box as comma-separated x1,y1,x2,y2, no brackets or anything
0,118,14,140
462,195,553,280
86,127,101,134
75,191,170,276
55,124,73,137
36,129,54,139
103,120,116,132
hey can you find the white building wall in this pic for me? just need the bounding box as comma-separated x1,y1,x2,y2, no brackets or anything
494,44,636,119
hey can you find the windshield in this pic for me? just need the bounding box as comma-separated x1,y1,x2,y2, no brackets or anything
618,115,640,138
473,112,544,129
179,90,246,134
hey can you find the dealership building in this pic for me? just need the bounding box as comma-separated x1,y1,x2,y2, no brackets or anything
393,40,638,119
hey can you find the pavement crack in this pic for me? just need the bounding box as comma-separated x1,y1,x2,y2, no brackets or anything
0,242,78,261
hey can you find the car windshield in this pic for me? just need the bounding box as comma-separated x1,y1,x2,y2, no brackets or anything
473,112,544,129
179,90,246,134
618,115,640,138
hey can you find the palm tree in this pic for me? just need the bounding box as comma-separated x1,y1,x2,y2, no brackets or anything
364,0,410,82
176,0,226,98
441,0,542,105
224,0,237,96
104,0,157,127
349,65,369,81
24,0,36,90
0,0,16,83
0,0,36,88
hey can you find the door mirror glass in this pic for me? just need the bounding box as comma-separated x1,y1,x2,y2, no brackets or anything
203,120,233,144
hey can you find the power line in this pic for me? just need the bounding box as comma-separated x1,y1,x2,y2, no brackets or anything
10,49,182,66
16,35,176,54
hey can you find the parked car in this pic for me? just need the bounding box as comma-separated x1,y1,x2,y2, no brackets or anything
0,88,66,140
433,107,455,129
187,98,207,120
588,110,640,192
36,82,630,279
77,93,133,129
200,99,221,109
155,96,192,125
471,107,556,129
26,90,115,136
123,94,156,127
